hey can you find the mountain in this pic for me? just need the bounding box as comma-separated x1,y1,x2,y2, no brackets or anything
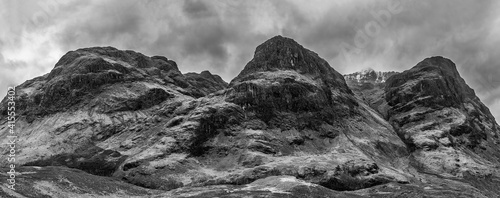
184,70,228,96
344,68,398,84
384,57,500,177
344,69,399,118
1,36,499,197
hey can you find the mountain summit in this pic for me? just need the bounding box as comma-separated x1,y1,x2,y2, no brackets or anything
227,36,355,115
344,68,398,84
0,36,499,197
234,35,324,78
231,36,350,94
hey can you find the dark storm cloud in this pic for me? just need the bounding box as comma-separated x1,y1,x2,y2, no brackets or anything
50,0,269,76
183,0,213,19
177,0,230,65
271,0,497,74
55,1,145,50
268,1,406,67
379,0,500,107
138,0,270,76
261,0,500,119
386,0,495,59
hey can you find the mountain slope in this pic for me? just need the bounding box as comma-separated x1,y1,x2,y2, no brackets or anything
0,46,228,189
344,69,399,118
345,57,500,197
384,56,500,177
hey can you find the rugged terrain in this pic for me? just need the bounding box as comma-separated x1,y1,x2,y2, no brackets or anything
343,68,398,118
0,36,499,197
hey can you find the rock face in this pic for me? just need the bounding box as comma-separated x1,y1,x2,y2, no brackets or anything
184,70,228,96
229,36,355,116
384,56,500,177
345,58,500,197
0,37,499,197
202,35,410,192
344,69,399,118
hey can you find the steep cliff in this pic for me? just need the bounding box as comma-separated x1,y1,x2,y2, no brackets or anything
384,57,500,178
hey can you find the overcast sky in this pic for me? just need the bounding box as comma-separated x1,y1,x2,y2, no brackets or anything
1,0,499,121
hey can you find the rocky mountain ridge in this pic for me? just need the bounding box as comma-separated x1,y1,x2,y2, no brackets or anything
0,36,499,197
343,69,398,118
344,68,398,84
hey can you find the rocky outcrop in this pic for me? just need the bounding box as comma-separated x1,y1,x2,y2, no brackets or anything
184,70,228,95
24,145,126,177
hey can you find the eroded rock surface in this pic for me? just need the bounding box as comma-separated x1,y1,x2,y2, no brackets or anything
384,56,500,177
184,70,228,96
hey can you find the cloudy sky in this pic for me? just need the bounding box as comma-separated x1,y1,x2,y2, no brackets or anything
1,0,499,121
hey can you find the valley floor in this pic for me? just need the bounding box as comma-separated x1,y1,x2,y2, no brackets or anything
1,165,499,198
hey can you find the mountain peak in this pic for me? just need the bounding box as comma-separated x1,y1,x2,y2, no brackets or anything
49,47,181,81
344,69,398,84
231,36,319,80
415,56,458,74
200,70,214,78
254,35,302,55
230,36,349,93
